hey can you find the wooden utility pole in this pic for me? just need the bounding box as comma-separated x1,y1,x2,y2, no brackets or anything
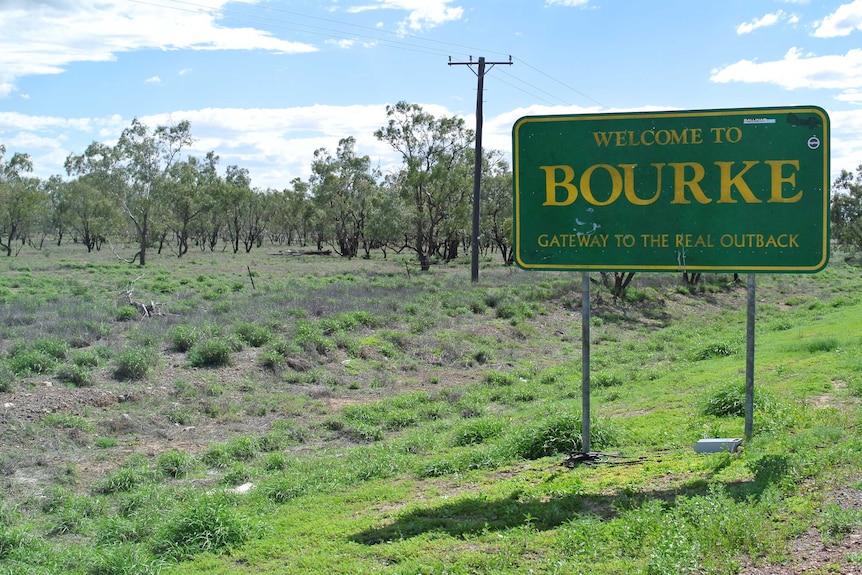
449,55,512,283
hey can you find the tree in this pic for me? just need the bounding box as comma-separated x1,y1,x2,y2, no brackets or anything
831,165,862,253
479,150,514,265
0,145,45,256
163,152,219,257
222,166,272,253
65,118,193,266
375,101,474,271
310,137,377,258
55,175,121,252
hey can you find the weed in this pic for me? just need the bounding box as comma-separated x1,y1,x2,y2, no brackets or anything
158,450,196,479
70,348,102,368
57,363,93,387
8,349,57,376
804,336,841,353
168,324,200,352
43,412,94,433
221,463,251,486
700,381,774,418
0,363,13,392
593,370,625,388
0,524,29,560
152,493,251,560
188,338,233,368
115,305,140,322
452,417,505,446
692,339,738,360
113,345,156,380
818,503,861,544
235,321,272,347
95,466,153,494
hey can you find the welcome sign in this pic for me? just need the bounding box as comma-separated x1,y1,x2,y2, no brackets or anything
512,106,830,272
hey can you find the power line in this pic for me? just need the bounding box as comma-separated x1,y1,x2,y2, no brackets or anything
514,57,607,108
128,0,606,109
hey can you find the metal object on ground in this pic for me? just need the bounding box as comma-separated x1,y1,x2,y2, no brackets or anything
694,438,743,453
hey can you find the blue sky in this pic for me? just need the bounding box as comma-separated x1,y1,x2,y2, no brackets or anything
2,0,862,189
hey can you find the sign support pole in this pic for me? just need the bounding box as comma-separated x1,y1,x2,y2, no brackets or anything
581,272,591,454
745,274,756,440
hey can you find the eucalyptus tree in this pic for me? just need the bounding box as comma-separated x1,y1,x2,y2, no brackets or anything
164,152,219,257
375,101,474,270
55,175,121,252
283,178,314,247
832,165,862,253
65,118,194,266
365,172,409,258
0,145,46,256
222,165,273,253
309,137,377,258
479,150,514,265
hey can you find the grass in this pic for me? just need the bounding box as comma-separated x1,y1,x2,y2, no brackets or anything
1,244,862,574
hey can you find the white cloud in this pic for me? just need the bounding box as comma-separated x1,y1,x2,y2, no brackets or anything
710,47,862,90
835,89,862,104
829,109,862,173
736,11,785,35
813,0,862,37
346,0,464,32
545,0,590,6
145,76,161,84
4,101,862,188
0,0,317,96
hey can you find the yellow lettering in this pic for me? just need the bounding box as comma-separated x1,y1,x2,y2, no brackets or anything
669,162,710,204
765,160,802,203
619,164,658,205
579,164,623,206
592,132,613,147
540,166,578,206
716,161,762,204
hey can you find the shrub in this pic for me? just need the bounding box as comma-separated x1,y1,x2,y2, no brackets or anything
158,450,195,479
507,413,618,459
70,348,102,368
57,364,93,387
33,338,69,361
113,346,156,380
235,322,272,347
0,524,29,560
0,364,13,392
96,466,152,494
692,340,738,360
115,305,140,322
152,493,250,560
700,381,777,418
805,336,840,354
8,349,57,376
188,338,233,368
169,324,200,352
593,370,624,388
452,417,505,447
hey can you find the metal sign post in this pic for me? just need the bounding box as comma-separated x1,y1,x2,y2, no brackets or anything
581,273,591,454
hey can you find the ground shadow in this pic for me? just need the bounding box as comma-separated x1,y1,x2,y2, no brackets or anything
351,455,767,545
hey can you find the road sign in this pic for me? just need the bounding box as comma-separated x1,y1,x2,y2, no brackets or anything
512,106,830,272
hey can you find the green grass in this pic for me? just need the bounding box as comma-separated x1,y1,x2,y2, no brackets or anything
1,245,862,574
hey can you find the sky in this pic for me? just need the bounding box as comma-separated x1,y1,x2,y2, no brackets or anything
2,0,862,189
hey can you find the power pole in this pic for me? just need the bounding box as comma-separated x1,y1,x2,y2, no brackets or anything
449,55,512,283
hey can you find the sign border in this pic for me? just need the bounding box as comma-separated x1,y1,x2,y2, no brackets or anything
512,106,831,273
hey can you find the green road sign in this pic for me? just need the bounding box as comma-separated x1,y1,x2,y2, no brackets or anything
512,106,830,272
